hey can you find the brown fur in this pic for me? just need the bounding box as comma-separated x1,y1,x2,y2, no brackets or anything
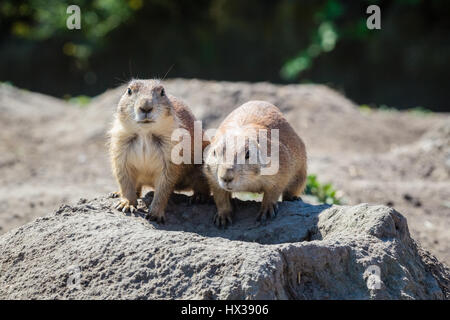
203,101,307,226
108,79,209,223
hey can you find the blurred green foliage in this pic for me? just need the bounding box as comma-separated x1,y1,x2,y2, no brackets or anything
65,94,92,107
359,104,433,115
2,0,134,39
408,106,433,115
305,175,341,205
1,0,449,111
281,0,343,80
1,0,137,62
0,0,426,74
280,0,417,80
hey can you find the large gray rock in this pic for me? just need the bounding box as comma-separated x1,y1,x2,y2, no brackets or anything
0,194,448,299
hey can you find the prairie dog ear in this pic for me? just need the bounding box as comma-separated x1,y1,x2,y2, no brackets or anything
128,80,142,93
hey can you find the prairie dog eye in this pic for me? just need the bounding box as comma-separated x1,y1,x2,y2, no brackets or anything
160,88,165,97
127,88,132,95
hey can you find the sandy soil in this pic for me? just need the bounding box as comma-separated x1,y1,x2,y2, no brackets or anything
0,79,448,265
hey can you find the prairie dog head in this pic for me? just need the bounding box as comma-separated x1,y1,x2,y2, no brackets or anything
116,79,174,132
204,128,273,192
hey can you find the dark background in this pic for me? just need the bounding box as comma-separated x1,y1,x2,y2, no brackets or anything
1,0,449,111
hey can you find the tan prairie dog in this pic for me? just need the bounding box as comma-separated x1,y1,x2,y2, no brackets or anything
108,79,210,223
203,101,307,227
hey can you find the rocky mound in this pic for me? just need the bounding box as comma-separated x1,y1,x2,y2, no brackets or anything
0,195,448,299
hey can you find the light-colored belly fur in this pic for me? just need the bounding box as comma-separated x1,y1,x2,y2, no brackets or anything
126,134,170,187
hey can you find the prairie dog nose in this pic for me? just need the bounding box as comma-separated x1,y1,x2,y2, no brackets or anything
138,99,153,113
219,167,234,183
139,106,153,114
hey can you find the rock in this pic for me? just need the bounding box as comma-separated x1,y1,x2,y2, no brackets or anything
0,194,447,300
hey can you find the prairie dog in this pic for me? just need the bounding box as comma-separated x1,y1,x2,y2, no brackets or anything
204,101,307,226
108,79,210,223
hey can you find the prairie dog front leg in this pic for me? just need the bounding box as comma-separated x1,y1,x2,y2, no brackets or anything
146,170,176,223
211,185,233,227
257,188,281,221
114,166,139,213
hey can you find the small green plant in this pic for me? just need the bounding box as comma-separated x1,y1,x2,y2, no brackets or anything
305,174,341,205
408,106,432,115
0,81,14,87
359,104,433,116
378,104,397,112
65,95,92,107
359,104,373,114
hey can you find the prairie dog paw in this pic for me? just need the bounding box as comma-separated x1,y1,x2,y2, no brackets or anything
283,195,302,201
146,212,166,224
145,207,166,224
115,199,138,213
214,210,232,228
257,202,279,222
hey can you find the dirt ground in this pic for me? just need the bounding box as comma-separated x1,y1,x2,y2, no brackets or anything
0,79,448,265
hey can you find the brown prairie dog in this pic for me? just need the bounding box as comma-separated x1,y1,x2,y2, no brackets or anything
203,101,307,226
108,79,210,223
